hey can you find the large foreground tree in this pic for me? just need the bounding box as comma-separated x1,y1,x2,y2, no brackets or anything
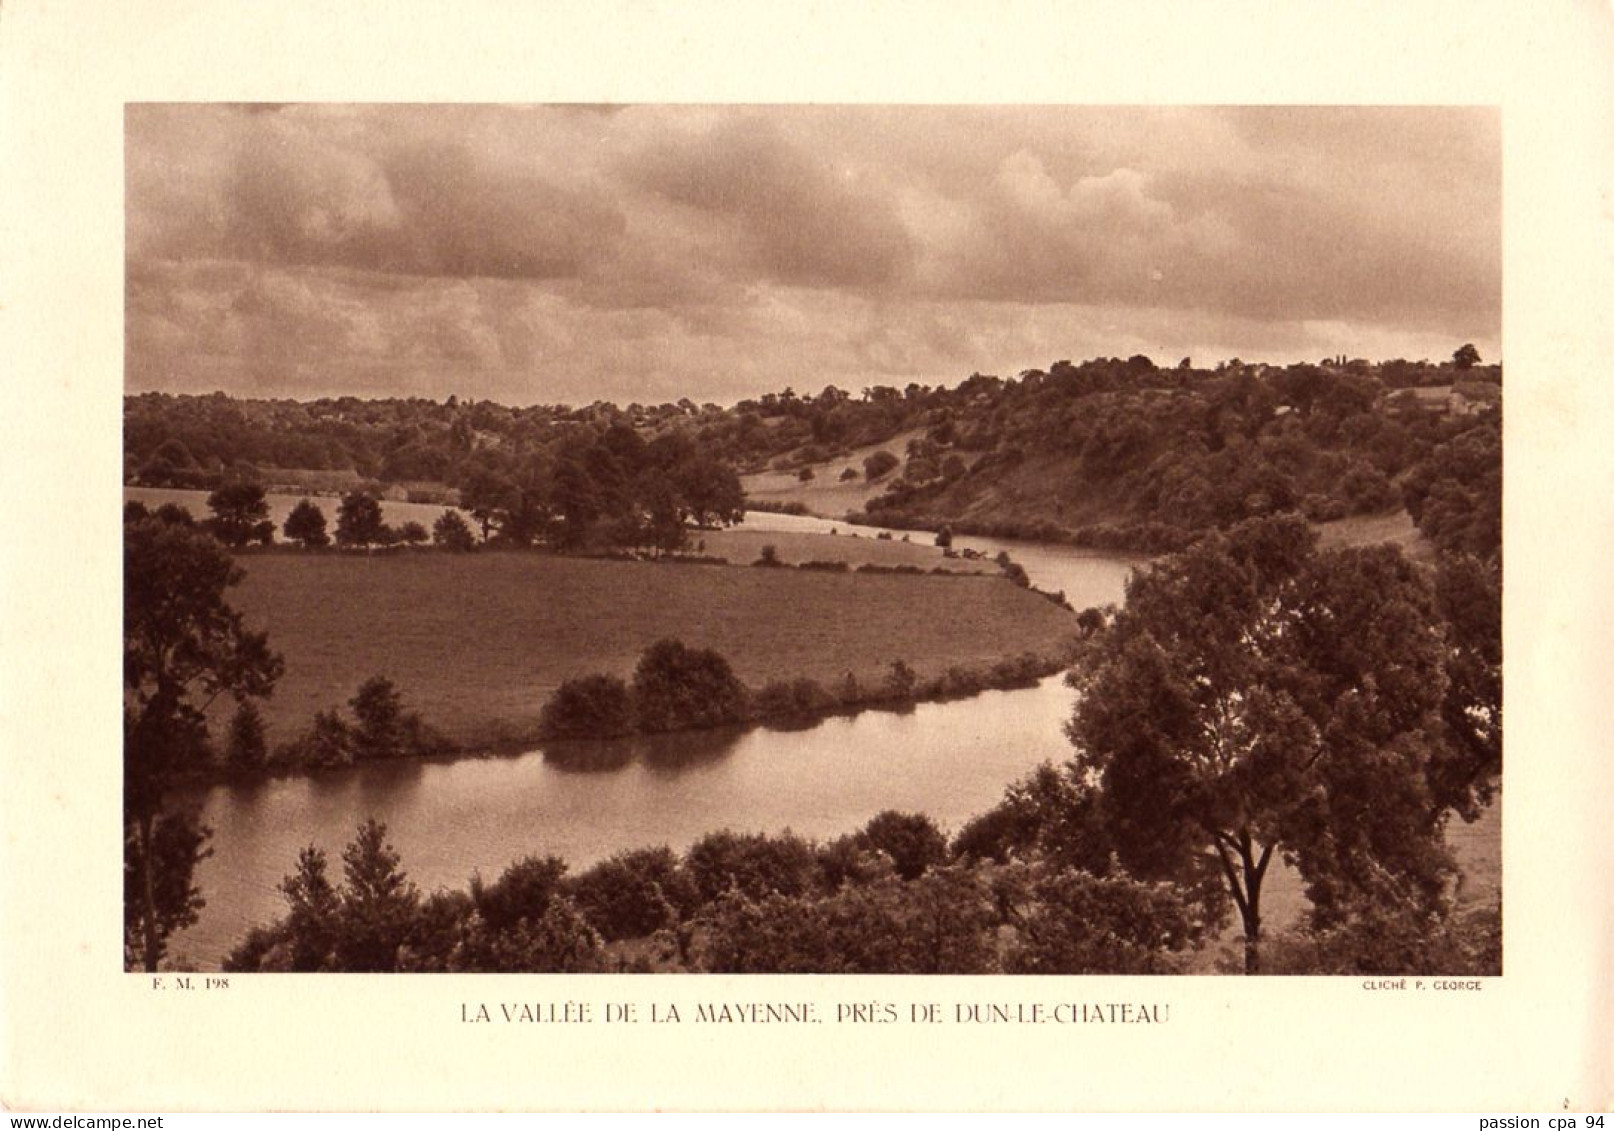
124,516,282,970
1067,514,1495,973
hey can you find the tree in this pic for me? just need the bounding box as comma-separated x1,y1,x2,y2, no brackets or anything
333,819,420,972
630,639,748,732
283,498,330,549
335,490,386,548
1066,514,1475,973
672,453,746,528
855,810,948,880
396,520,430,546
863,450,900,481
225,700,268,773
1452,343,1481,370
539,674,634,740
349,675,405,760
124,517,282,970
431,509,477,551
206,479,270,547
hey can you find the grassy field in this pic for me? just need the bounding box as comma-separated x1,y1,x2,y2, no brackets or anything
697,527,989,572
1316,509,1436,564
226,551,1077,750
739,429,928,517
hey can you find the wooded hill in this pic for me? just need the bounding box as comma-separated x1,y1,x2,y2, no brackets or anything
124,351,1500,560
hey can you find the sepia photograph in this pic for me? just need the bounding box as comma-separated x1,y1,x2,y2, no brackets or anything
6,0,1612,1112
122,103,1502,980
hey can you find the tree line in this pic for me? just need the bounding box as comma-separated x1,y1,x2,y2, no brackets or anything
189,513,1498,976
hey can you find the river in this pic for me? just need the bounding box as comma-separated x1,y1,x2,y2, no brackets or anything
132,490,1496,970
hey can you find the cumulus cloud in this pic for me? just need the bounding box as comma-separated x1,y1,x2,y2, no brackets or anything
125,104,1500,404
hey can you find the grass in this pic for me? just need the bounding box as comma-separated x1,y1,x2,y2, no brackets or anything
1316,509,1436,564
739,428,928,517
697,527,987,572
226,551,1077,751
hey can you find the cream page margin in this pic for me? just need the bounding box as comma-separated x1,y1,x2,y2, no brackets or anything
0,0,1610,1112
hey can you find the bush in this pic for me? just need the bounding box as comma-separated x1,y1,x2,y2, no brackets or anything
839,467,859,482
753,544,783,567
469,855,568,933
567,847,698,940
683,830,820,904
539,675,634,741
432,509,477,551
348,676,407,760
631,639,749,733
226,701,268,773
882,659,918,701
863,450,901,481
754,678,834,721
283,499,330,548
856,811,948,880
397,520,430,545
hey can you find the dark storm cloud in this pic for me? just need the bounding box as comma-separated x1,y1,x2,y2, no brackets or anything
125,104,1500,405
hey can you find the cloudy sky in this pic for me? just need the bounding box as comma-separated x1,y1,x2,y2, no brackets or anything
126,104,1499,406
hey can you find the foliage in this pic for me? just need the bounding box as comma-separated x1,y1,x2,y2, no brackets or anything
469,855,569,934
206,479,271,547
695,867,1000,974
566,847,698,941
631,639,749,733
123,814,211,970
854,810,948,880
283,498,330,548
683,830,819,904
335,491,387,548
1002,867,1205,974
225,701,268,773
863,450,901,481
431,509,476,551
124,515,282,969
332,820,420,972
539,674,635,741
1065,514,1478,972
348,676,406,760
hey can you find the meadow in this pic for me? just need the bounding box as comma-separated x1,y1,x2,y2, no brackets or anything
225,551,1078,751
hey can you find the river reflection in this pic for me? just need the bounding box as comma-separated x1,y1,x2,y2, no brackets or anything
173,677,1084,969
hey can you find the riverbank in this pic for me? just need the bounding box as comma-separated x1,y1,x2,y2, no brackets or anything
220,549,1081,755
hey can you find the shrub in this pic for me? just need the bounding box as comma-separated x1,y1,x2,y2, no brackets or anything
863,450,901,480
539,674,634,741
432,509,477,551
753,544,783,567
349,676,407,760
284,499,331,548
856,811,949,881
226,701,268,773
683,830,819,904
469,855,569,933
754,678,834,721
567,847,699,940
397,520,430,545
839,467,859,482
631,639,749,733
882,659,918,701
